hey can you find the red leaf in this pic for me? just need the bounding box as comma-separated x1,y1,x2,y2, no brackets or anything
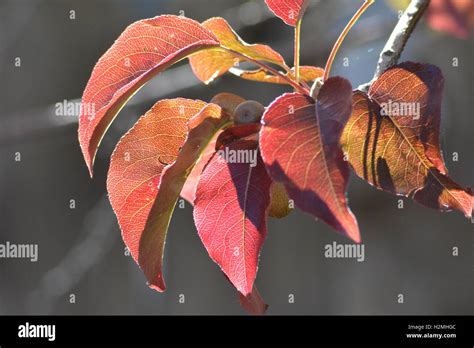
341,62,473,218
107,98,229,291
179,136,218,205
259,77,360,242
189,17,286,84
426,0,474,39
265,0,310,26
193,140,272,296
79,15,220,175
217,124,293,220
180,93,246,205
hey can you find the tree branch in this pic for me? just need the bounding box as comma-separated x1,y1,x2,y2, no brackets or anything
358,0,430,92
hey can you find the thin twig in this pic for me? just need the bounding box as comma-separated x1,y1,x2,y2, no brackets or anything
323,0,375,82
358,0,430,92
294,18,302,84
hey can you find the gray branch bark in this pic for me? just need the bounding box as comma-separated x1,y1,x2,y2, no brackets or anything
358,0,430,92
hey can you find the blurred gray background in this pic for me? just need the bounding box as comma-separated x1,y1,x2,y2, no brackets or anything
0,0,472,315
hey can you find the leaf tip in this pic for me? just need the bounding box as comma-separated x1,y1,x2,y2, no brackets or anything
145,270,167,293
85,158,94,178
342,215,361,244
351,231,362,244
79,141,95,178
465,188,474,219
147,280,166,293
346,212,362,244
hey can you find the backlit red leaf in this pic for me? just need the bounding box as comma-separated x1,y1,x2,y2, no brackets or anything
189,17,286,84
265,0,310,26
79,15,220,175
259,77,360,242
179,136,218,205
231,66,324,85
107,98,229,291
341,62,473,218
193,140,272,296
216,124,292,219
180,93,246,204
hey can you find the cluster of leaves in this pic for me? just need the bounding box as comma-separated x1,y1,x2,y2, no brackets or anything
78,0,473,314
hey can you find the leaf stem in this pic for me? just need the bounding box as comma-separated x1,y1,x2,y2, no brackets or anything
294,18,302,84
224,48,308,94
323,0,374,81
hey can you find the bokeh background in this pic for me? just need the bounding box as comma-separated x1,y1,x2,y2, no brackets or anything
0,0,472,315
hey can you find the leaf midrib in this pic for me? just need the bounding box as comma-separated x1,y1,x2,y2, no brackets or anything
315,105,345,218
384,102,461,204
241,164,254,292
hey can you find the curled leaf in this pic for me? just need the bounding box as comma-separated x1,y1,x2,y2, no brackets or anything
194,140,272,296
230,66,324,85
265,0,310,26
179,135,219,205
342,62,473,218
189,17,286,84
107,98,229,291
260,77,360,242
79,15,220,175
180,92,246,204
